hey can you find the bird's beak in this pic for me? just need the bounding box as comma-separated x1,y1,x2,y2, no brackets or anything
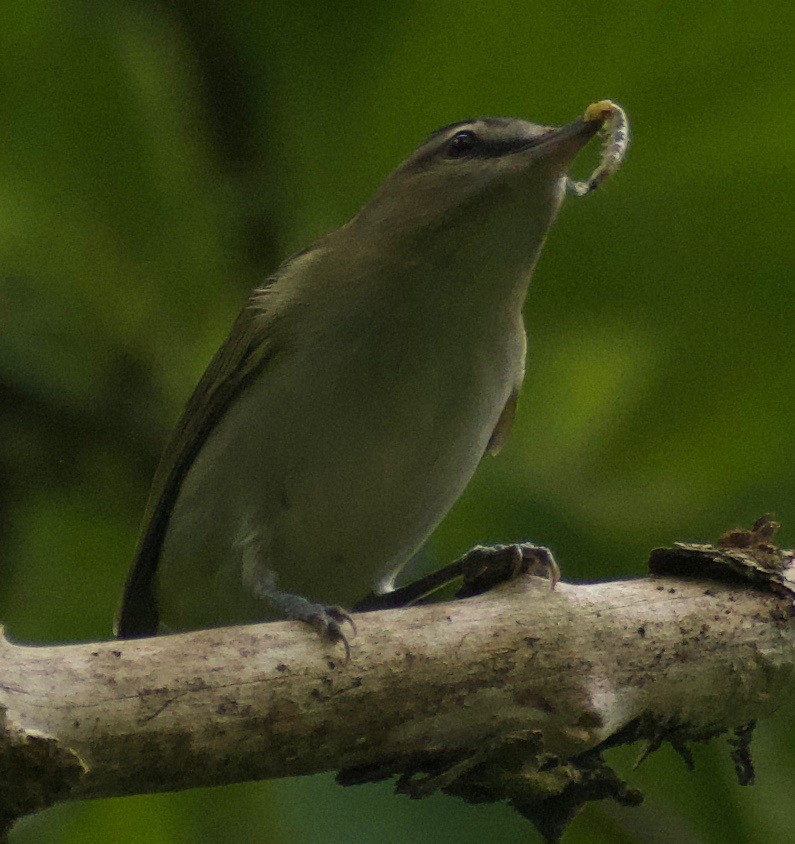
533,116,602,168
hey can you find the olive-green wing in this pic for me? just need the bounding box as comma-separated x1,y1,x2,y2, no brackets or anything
486,388,519,456
115,298,276,637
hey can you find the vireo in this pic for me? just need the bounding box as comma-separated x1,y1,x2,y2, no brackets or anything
116,105,624,651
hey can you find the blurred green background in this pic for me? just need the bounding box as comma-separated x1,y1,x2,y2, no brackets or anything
1,1,793,842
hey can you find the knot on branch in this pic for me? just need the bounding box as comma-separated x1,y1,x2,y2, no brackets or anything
0,709,87,835
649,515,795,603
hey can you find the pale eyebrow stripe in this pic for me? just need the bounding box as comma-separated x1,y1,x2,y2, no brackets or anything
411,118,542,166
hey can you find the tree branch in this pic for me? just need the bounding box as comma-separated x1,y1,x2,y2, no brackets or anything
1,536,794,840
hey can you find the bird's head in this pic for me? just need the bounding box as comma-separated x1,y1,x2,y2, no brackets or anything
353,114,603,280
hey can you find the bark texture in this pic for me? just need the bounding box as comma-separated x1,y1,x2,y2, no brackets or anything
1,538,794,838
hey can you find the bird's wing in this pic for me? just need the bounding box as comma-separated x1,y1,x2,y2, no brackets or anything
115,289,278,637
486,388,519,456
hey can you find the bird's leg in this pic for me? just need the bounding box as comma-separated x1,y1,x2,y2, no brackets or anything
238,522,356,657
251,568,356,659
354,543,559,612
354,559,467,611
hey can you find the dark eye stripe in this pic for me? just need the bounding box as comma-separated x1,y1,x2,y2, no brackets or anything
467,134,548,158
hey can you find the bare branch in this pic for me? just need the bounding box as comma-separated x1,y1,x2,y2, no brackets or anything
1,544,794,838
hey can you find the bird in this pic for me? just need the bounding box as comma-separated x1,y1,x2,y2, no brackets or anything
116,108,610,652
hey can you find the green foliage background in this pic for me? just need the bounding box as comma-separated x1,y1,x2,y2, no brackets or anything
1,1,792,842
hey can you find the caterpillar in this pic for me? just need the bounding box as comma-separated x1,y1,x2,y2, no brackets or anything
567,99,630,197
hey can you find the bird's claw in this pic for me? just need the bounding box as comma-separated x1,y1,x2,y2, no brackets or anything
309,605,356,660
456,543,560,599
520,544,560,588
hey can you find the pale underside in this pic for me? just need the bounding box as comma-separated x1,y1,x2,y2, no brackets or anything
155,286,527,631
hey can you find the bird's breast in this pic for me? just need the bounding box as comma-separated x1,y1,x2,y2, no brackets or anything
160,297,526,620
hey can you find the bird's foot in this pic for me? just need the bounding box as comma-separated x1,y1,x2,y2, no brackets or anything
305,604,357,660
253,570,356,658
455,542,560,599
354,542,560,612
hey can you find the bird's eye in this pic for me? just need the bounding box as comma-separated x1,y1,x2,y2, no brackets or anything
446,130,477,158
